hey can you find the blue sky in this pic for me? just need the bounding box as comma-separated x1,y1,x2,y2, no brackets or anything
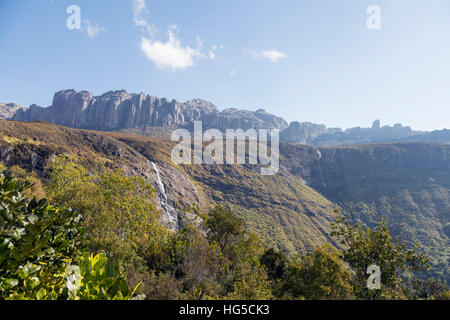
0,0,449,131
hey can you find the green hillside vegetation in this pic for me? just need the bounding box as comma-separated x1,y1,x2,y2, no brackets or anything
1,167,443,300
0,120,448,299
93,130,342,256
315,144,450,282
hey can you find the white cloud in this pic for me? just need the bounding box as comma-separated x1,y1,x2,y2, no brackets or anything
229,70,237,77
133,0,147,15
132,0,156,35
134,2,219,70
84,20,107,39
208,44,223,60
140,26,205,70
250,49,287,63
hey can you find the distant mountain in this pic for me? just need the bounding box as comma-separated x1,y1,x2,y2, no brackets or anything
385,129,450,144
310,121,424,146
10,89,288,132
2,89,449,145
0,102,24,119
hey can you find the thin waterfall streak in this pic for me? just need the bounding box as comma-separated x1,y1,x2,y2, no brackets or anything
151,162,177,228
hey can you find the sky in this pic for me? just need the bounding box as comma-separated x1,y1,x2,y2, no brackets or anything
0,0,449,131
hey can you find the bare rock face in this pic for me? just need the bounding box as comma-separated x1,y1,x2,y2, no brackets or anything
11,89,288,132
8,89,448,145
280,121,329,144
0,102,25,119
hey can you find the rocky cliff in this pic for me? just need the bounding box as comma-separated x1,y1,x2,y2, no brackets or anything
0,102,25,119
11,89,288,132
4,90,449,146
306,143,449,281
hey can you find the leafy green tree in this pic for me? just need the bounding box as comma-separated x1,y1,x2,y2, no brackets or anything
0,169,140,300
283,245,354,300
226,267,273,300
410,277,449,300
0,170,83,299
204,205,244,255
331,216,430,299
170,222,219,300
46,155,168,266
260,248,289,280
132,270,183,300
74,253,142,300
203,206,265,295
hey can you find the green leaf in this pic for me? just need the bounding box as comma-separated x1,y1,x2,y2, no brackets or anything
3,278,19,289
36,288,47,300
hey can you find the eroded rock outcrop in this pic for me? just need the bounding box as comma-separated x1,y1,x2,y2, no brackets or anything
5,89,449,146
0,102,25,119
11,89,288,132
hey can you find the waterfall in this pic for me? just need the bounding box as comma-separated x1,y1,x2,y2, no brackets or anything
316,149,322,160
151,162,178,228
316,149,327,195
152,162,168,201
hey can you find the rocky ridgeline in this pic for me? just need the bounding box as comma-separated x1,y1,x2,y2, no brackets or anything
10,89,288,132
0,102,25,120
4,89,449,145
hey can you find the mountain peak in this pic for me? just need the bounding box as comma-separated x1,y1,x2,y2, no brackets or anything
3,89,448,145
0,102,25,119
372,119,381,129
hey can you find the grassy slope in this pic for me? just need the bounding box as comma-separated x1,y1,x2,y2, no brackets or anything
105,131,340,255
0,120,340,256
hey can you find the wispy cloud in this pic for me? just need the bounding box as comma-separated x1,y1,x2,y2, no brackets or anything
84,20,107,39
208,44,224,60
134,1,220,70
132,0,156,35
249,49,287,63
229,69,237,77
140,25,205,70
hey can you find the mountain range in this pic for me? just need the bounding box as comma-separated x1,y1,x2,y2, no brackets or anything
3,89,449,146
0,89,448,282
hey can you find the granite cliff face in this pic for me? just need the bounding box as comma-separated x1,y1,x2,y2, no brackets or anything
4,90,449,145
11,89,288,132
311,121,423,147
280,121,332,144
280,120,426,146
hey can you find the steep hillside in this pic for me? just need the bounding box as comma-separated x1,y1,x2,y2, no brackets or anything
0,120,205,227
103,131,341,254
282,143,450,281
0,120,339,256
